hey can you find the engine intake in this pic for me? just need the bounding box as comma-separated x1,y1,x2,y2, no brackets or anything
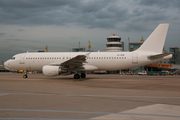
42,65,68,77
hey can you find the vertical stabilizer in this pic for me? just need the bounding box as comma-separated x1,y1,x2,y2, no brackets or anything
136,24,169,53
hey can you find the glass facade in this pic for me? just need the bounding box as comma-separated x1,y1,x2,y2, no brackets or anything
106,44,122,47
129,42,143,51
107,38,121,42
169,47,180,64
72,48,85,52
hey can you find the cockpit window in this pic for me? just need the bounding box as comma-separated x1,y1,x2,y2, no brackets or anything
12,57,15,60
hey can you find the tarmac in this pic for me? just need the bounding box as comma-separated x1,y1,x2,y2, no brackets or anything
0,72,180,120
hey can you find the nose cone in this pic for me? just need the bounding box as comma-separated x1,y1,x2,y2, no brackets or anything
4,61,9,69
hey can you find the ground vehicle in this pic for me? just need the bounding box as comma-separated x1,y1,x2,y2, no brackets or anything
147,71,166,76
138,71,166,76
138,71,147,75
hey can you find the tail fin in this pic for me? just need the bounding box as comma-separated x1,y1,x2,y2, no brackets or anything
136,24,169,53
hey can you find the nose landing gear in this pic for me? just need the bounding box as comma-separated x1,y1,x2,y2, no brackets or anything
23,74,28,78
23,71,28,78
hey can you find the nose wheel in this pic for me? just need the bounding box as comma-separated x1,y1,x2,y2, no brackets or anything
23,74,28,78
23,71,28,78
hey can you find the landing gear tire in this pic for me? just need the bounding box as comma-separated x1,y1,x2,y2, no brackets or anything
81,73,86,78
23,74,28,78
74,74,80,79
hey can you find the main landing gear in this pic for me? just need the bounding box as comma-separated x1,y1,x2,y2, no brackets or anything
23,71,28,78
74,73,86,79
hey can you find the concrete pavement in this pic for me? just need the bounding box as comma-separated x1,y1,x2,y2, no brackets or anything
0,73,180,120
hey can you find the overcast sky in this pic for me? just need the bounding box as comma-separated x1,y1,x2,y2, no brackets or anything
0,0,180,62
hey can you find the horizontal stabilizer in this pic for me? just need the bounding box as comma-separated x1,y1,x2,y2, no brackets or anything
148,52,173,60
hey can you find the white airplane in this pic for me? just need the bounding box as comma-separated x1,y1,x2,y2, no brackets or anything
4,24,172,79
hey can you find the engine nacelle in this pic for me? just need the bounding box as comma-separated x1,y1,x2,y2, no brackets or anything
42,65,68,77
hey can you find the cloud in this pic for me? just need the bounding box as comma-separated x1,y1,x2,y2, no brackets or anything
0,0,79,8
0,0,180,62
18,29,23,31
0,32,6,36
0,0,179,31
4,39,22,41
0,0,131,29
0,0,79,25
139,0,180,9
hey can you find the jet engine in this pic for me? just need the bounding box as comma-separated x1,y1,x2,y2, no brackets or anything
42,65,68,77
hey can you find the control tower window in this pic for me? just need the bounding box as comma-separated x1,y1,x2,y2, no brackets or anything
107,38,121,42
107,44,122,47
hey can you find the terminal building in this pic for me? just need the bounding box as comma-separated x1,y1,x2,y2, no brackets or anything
72,47,85,52
129,41,143,51
169,47,180,64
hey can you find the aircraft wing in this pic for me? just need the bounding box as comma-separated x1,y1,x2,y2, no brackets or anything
49,53,90,70
61,55,87,67
148,52,173,60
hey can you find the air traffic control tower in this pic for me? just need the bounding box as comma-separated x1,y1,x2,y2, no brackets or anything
105,34,124,52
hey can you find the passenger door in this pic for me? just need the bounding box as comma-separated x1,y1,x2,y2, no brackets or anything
19,54,26,64
132,53,138,64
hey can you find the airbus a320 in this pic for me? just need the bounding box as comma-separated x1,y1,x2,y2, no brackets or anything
4,24,172,79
